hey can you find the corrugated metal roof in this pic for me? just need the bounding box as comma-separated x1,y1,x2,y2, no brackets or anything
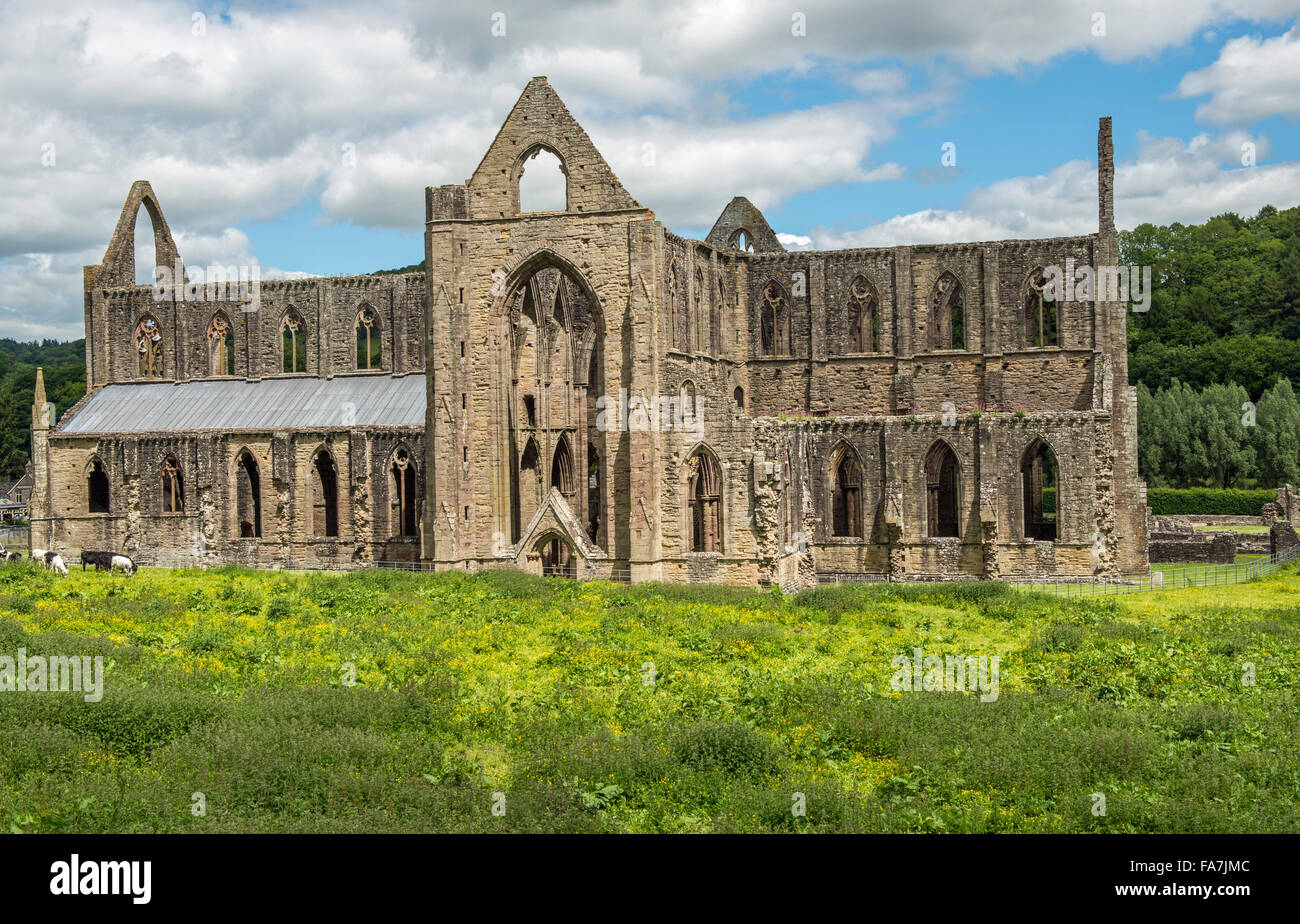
58,374,426,434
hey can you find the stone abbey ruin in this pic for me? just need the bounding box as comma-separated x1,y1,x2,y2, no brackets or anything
28,77,1149,585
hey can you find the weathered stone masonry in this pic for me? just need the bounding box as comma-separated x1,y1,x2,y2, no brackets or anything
30,77,1148,584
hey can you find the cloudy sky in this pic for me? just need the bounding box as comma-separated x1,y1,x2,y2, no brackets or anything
2,0,1299,339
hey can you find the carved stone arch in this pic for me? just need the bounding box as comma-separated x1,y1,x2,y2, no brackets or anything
496,250,605,544
99,180,185,289
1022,265,1058,349
535,529,576,579
683,443,724,553
924,439,962,538
927,269,967,351
1020,436,1059,541
828,440,864,538
207,310,235,377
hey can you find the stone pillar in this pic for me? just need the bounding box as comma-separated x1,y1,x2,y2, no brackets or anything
29,368,54,551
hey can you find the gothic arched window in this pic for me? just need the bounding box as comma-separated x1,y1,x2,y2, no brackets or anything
686,449,722,552
356,306,382,370
928,272,965,351
161,455,183,513
389,446,417,538
1024,268,1058,348
282,310,306,373
311,448,339,538
135,316,163,378
831,447,863,538
87,457,110,514
847,276,878,353
236,450,262,538
924,442,961,538
208,312,234,376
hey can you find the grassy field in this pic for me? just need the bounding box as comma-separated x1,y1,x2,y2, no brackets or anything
1,562,1298,833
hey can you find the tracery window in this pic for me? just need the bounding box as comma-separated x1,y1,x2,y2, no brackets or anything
208,312,234,376
282,310,306,373
356,307,381,370
161,455,183,513
135,316,163,378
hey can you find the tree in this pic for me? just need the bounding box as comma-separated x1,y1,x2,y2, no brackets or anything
1253,378,1300,487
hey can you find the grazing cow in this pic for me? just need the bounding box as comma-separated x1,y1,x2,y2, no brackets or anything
3,551,20,562
110,554,136,576
45,552,68,576
81,549,114,572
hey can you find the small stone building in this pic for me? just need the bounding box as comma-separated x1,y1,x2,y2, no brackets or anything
29,77,1149,583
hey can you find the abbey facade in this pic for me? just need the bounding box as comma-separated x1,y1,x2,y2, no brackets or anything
29,77,1149,584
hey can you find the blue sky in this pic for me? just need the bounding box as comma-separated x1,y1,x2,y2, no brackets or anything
2,1,1298,337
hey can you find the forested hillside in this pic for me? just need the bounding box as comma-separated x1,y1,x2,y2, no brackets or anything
1122,204,1300,397
0,339,85,480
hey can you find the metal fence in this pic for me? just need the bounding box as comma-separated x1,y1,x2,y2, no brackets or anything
0,526,29,549
1005,545,1299,597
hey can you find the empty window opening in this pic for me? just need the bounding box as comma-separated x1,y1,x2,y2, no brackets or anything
1025,268,1058,348
925,442,961,538
208,312,235,376
541,535,574,578
389,447,417,538
551,436,575,495
282,311,306,373
356,307,382,370
236,451,262,538
135,316,163,378
519,147,566,213
928,272,965,351
831,450,863,538
587,446,601,543
87,458,110,514
311,450,339,538
161,455,183,513
686,450,722,552
1021,439,1059,541
847,276,879,353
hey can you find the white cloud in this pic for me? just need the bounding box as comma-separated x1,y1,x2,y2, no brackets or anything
2,0,1299,338
1177,26,1300,123
805,130,1300,249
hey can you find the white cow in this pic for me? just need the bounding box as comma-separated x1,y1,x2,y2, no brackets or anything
110,554,135,576
46,553,68,576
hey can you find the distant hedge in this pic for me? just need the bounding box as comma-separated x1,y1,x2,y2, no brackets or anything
1147,488,1276,516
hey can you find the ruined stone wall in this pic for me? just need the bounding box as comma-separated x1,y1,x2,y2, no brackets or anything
38,428,423,567
86,274,426,387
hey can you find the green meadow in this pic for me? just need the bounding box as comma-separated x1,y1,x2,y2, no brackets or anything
1,563,1297,833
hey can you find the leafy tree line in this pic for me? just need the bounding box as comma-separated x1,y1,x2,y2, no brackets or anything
1122,204,1300,398
1137,378,1300,490
0,339,86,480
